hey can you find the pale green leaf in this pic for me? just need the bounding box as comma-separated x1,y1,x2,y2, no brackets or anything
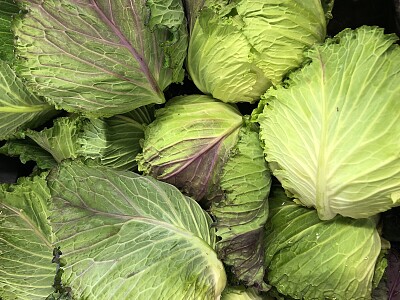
48,161,227,300
0,139,56,169
0,173,55,300
26,117,84,164
236,0,326,86
258,26,400,219
187,0,326,103
78,114,146,170
0,60,56,140
188,8,269,103
264,186,382,300
123,105,155,126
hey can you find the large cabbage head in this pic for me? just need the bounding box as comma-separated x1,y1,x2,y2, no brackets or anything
257,26,400,220
187,0,327,103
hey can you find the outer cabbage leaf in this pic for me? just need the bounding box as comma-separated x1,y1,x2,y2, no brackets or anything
78,106,154,170
0,0,20,62
14,0,188,117
77,117,144,170
188,8,269,103
48,161,226,300
2,106,152,170
0,173,55,299
26,117,84,164
236,0,326,87
123,104,155,126
211,123,271,289
264,186,383,300
137,95,243,201
187,0,326,103
0,60,56,140
258,26,400,220
0,139,57,169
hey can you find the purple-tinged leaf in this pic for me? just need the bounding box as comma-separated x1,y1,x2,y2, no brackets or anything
211,124,271,290
137,95,243,202
14,0,188,117
388,247,400,300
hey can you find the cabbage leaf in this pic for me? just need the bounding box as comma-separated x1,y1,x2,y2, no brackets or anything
0,139,57,169
48,161,226,300
211,123,271,289
264,186,383,300
258,26,400,219
0,173,55,300
14,0,188,117
187,0,326,103
0,60,56,140
137,95,243,201
2,106,153,170
0,0,20,62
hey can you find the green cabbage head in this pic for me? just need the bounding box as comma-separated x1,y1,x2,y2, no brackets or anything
264,186,385,300
257,26,400,220
187,0,327,103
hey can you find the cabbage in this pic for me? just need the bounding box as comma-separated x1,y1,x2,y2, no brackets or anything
187,0,327,103
1,105,154,171
137,95,243,201
258,26,400,219
264,186,385,300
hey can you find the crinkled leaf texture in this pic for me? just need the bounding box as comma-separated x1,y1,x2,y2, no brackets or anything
258,26,400,220
3,106,153,170
26,117,85,164
211,123,271,289
264,186,383,300
187,0,326,103
137,95,243,201
48,161,226,300
0,60,56,140
0,173,55,299
0,0,20,62
14,0,188,117
0,139,57,169
78,106,154,170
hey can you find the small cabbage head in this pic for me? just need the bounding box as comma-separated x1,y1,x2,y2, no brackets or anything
264,186,386,300
187,0,327,103
137,94,243,201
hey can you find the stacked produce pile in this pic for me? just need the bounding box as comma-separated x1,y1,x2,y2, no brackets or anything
0,1,399,299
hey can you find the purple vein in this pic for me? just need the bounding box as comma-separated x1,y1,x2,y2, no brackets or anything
90,0,161,95
160,123,242,180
